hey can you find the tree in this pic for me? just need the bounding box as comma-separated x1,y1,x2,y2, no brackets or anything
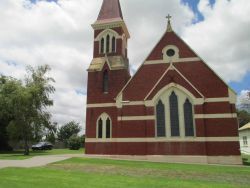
68,134,82,150
237,110,250,128
1,65,55,155
57,121,81,146
45,122,58,144
0,76,18,151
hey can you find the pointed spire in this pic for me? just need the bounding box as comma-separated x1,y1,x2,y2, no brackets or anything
97,0,123,21
166,14,173,32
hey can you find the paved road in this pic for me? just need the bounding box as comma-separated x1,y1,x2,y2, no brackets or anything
0,154,85,169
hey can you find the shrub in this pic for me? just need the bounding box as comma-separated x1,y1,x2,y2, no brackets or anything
68,135,81,150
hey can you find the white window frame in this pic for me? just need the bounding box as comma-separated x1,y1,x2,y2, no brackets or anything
96,113,112,139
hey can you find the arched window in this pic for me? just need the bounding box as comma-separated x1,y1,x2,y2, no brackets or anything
156,100,166,137
96,113,112,139
100,38,104,54
169,91,180,136
98,119,103,138
112,37,116,52
103,70,108,93
106,118,111,138
106,35,110,53
184,99,194,136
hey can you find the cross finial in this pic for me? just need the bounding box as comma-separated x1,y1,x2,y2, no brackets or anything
166,14,172,22
166,14,173,32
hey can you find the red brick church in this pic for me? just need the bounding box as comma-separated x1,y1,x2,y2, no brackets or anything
85,0,241,164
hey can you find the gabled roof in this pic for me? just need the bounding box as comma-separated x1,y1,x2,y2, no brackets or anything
239,123,250,131
97,0,123,21
117,20,237,101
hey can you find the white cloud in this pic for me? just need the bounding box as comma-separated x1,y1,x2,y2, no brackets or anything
183,0,250,82
238,90,250,105
0,0,249,133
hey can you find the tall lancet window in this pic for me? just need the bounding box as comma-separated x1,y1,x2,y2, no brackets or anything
184,99,194,136
156,100,166,137
103,70,108,93
100,38,104,54
106,35,110,53
106,118,111,138
112,37,116,52
169,91,180,136
98,119,103,138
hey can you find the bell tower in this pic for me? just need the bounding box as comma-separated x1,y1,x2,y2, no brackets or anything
87,0,131,104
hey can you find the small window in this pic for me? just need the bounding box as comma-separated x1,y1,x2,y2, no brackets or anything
106,35,110,53
112,37,116,52
243,136,248,146
100,38,104,54
166,49,175,57
103,70,108,93
98,119,103,138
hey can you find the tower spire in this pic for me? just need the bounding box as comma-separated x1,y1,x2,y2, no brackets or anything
166,14,173,32
97,0,123,21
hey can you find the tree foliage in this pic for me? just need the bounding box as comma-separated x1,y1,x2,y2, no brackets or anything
0,65,55,155
57,121,81,146
68,134,82,150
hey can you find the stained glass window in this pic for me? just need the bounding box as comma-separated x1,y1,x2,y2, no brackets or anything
156,100,166,137
184,99,194,136
169,91,180,136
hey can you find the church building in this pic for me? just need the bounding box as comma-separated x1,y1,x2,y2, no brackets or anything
85,0,241,164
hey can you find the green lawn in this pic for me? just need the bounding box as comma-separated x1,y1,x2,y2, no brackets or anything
0,158,250,188
0,149,84,160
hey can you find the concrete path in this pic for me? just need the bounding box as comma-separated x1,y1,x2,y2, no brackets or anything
0,154,85,169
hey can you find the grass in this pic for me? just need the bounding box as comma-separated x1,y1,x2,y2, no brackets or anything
0,149,84,160
0,158,250,188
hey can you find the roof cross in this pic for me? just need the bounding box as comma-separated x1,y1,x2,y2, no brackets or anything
166,14,172,22
166,14,173,32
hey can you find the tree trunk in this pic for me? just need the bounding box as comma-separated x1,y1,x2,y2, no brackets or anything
24,137,29,156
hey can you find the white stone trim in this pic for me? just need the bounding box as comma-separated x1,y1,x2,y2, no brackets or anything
144,65,205,101
204,98,230,103
92,19,130,39
95,29,121,41
118,116,155,121
194,113,237,119
87,97,235,108
122,101,145,106
86,137,239,143
87,103,116,108
118,113,237,121
144,57,201,65
162,45,180,62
